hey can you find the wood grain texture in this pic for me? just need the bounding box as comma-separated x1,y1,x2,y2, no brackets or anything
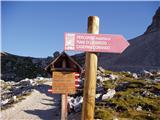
82,16,99,120
61,60,67,120
52,71,75,94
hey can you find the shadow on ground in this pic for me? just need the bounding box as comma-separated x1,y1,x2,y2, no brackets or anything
24,83,61,120
34,84,55,98
24,108,60,120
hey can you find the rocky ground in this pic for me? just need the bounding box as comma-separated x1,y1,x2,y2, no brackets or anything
94,68,160,120
67,67,160,120
0,77,51,109
1,67,160,120
1,80,61,120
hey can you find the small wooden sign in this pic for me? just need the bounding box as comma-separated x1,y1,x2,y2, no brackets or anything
52,71,75,94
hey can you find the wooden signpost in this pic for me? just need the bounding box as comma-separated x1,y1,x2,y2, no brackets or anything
64,16,130,120
45,52,82,120
46,16,129,120
82,16,99,120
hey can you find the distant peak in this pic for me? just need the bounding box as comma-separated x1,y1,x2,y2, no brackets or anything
157,7,160,12
144,7,160,34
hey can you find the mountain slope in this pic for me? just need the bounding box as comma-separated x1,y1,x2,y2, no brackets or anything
1,52,52,81
99,7,160,72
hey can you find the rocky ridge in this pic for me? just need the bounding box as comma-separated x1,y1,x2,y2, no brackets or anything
99,7,160,72
145,7,160,34
1,52,53,81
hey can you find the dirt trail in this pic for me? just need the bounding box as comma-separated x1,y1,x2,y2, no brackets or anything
1,81,61,120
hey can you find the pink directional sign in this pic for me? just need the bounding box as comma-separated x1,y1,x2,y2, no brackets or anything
64,33,129,53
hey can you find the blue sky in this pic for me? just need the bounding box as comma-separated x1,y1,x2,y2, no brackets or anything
1,1,160,58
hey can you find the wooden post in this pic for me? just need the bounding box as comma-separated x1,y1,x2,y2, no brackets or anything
61,60,67,120
82,16,99,120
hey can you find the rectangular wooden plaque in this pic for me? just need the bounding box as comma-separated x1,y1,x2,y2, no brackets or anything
52,71,75,94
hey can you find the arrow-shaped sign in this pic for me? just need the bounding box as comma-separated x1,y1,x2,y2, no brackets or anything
64,33,129,53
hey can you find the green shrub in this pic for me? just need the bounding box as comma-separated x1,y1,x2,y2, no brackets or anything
95,108,114,120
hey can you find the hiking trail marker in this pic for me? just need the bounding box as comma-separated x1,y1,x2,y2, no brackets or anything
64,33,129,53
45,52,82,120
64,16,129,120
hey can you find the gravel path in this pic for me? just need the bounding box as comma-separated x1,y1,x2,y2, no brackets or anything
1,81,61,120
